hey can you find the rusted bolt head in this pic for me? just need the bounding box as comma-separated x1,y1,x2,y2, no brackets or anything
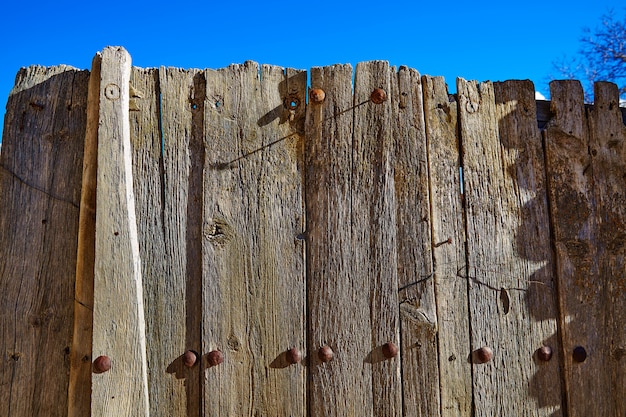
370,88,387,104
207,350,224,367
183,350,198,368
382,342,399,359
473,346,493,364
93,355,111,374
286,348,302,365
318,345,334,363
573,346,587,363
537,346,553,362
309,88,325,104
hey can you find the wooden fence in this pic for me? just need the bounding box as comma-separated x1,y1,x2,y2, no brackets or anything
1,46,624,417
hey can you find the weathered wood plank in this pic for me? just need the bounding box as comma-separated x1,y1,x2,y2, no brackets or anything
130,66,202,416
91,46,150,417
544,80,602,417
493,80,564,415
202,62,306,417
69,54,100,417
588,82,626,417
392,68,440,417
0,65,88,416
306,64,374,416
548,80,626,417
459,78,562,416
422,75,472,417
353,61,402,417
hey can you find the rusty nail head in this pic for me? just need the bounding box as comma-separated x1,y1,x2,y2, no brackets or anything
382,342,399,359
183,350,198,368
207,350,224,367
537,346,553,362
318,345,334,363
310,88,325,104
573,346,587,363
286,348,302,365
370,88,387,104
93,355,111,374
473,346,493,364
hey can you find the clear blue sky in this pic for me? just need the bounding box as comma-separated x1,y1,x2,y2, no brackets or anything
1,0,623,141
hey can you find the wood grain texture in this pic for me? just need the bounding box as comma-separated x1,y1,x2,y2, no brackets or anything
305,63,373,417
130,66,203,416
91,47,150,417
354,61,402,417
392,68,440,417
0,65,88,416
459,78,561,416
544,80,602,417
547,80,625,417
422,75,472,417
588,82,626,417
202,62,306,417
493,80,563,416
69,54,101,417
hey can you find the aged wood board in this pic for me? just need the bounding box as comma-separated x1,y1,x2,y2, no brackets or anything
0,65,88,416
459,78,562,416
545,80,626,417
201,62,307,417
90,47,150,417
423,75,472,417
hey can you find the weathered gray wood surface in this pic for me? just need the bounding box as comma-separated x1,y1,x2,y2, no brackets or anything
492,80,563,415
2,49,625,417
422,75,472,417
201,62,306,417
306,63,370,417
90,47,150,416
545,80,602,417
546,79,626,417
130,66,199,417
352,61,401,417
392,69,440,417
0,65,88,416
588,82,626,417
459,78,563,416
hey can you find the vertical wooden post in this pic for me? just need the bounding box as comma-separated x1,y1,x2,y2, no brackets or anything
90,46,150,417
0,65,88,417
202,62,306,417
423,75,472,417
587,82,626,416
353,61,401,417
130,66,200,416
459,78,562,416
306,64,373,417
393,68,441,417
547,80,626,416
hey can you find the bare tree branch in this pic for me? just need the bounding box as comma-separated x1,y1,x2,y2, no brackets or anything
552,8,626,102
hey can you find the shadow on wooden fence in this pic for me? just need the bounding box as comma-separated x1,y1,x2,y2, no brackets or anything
1,46,624,417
